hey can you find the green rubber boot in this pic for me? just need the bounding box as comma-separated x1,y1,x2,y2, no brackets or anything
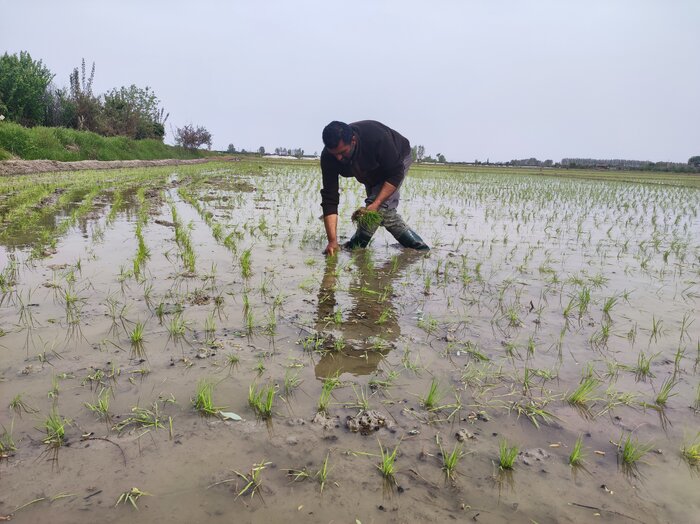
396,229,430,250
344,230,373,249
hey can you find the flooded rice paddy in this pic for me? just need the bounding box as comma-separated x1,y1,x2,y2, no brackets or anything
1,160,699,523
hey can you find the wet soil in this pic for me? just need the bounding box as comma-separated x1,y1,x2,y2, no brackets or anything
0,161,698,523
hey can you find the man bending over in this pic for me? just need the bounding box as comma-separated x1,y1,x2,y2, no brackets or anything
320,120,429,256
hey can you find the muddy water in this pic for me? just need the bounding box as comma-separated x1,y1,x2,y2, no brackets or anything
1,161,699,523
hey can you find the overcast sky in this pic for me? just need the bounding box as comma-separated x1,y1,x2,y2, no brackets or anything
2,0,698,162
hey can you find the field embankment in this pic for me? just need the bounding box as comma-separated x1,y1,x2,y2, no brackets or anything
0,121,206,163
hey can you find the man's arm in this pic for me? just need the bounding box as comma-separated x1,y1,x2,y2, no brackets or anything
366,181,398,212
323,213,339,255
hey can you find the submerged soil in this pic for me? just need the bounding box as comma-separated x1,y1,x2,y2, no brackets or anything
0,161,699,523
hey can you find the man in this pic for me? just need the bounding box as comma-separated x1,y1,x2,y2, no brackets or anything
320,120,429,256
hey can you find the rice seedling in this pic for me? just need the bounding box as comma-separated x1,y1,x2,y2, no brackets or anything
283,369,302,395
130,321,145,345
234,460,271,499
43,409,70,447
317,374,340,413
316,452,331,493
349,384,371,411
617,432,653,469
649,315,664,345
421,378,443,410
115,487,151,509
634,351,657,381
377,440,400,484
352,207,382,230
439,440,464,480
84,387,112,420
568,435,586,466
680,434,700,467
498,439,518,470
240,248,252,278
192,380,225,416
167,314,187,340
0,421,17,455
9,394,37,416
113,403,164,432
566,376,600,408
248,383,276,419
225,353,240,373
654,376,677,407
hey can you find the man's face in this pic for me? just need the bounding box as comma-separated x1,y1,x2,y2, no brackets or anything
327,136,356,165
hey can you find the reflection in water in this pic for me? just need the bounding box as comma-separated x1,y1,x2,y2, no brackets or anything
313,250,423,379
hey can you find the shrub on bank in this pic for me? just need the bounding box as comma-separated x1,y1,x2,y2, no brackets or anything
0,121,203,161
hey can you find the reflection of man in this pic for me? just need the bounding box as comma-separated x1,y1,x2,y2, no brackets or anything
320,120,429,256
313,251,421,378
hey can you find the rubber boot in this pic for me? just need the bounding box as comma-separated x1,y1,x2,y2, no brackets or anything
396,229,430,250
344,230,373,249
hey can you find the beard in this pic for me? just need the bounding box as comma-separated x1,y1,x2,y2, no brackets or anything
338,142,356,165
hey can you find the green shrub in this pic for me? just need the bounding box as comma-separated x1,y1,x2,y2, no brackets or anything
0,122,204,161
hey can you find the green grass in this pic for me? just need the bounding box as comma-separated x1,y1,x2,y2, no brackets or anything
566,377,600,408
115,487,151,509
654,376,677,406
617,433,653,467
85,387,111,420
420,378,443,410
377,441,400,483
192,380,224,416
568,435,586,466
0,121,203,161
440,441,464,480
317,374,340,413
498,439,518,470
43,409,69,447
681,434,700,466
248,383,276,419
0,421,17,454
352,207,383,230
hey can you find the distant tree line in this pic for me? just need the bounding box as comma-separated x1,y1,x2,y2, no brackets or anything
501,157,700,173
411,144,446,163
0,51,211,149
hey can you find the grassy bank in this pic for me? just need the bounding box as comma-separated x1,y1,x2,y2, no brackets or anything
0,121,205,161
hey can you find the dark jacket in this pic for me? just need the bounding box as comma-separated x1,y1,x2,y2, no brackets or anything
320,120,411,216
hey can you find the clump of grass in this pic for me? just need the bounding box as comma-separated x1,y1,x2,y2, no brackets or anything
284,369,302,396
617,433,653,467
568,435,586,466
566,377,600,408
440,440,464,480
234,460,271,499
85,387,111,420
316,452,331,493
634,351,657,381
420,378,443,410
654,376,677,407
352,207,382,230
113,403,164,432
377,441,400,484
192,380,225,416
248,383,276,419
115,487,151,509
9,394,37,416
498,439,518,470
0,421,17,455
43,409,70,447
681,434,700,467
317,374,340,413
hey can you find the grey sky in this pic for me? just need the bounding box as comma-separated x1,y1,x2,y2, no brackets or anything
2,0,698,162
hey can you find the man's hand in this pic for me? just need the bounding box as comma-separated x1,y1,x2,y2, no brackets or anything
323,240,339,256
